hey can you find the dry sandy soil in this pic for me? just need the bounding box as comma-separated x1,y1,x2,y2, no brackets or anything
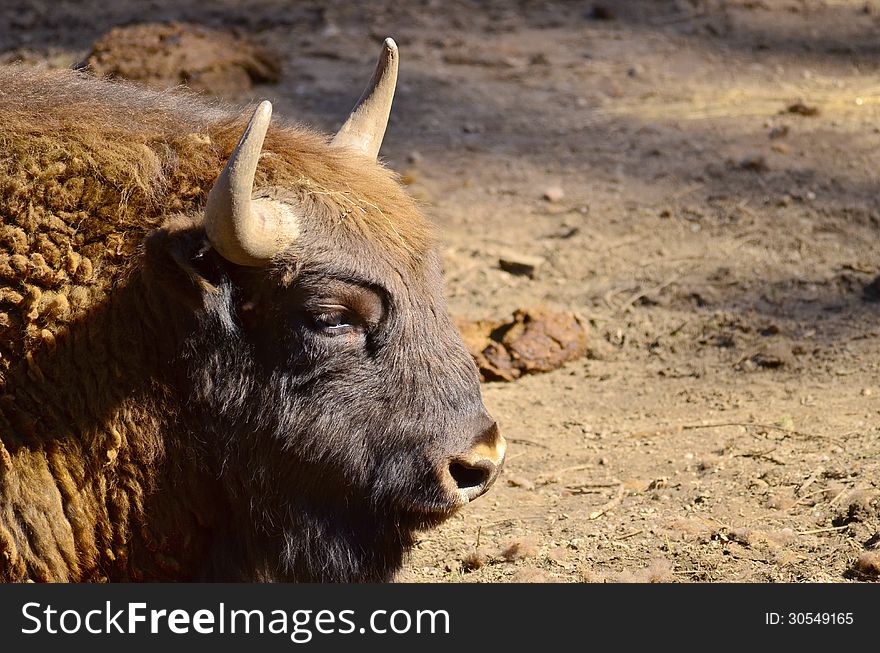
2,0,879,582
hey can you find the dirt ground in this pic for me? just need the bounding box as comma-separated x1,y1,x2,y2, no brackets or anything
2,0,879,582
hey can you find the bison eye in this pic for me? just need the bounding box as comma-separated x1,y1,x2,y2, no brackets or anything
311,308,357,335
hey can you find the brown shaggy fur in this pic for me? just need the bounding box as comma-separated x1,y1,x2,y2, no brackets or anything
0,65,434,581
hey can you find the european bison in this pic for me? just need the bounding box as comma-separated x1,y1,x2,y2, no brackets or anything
0,39,506,582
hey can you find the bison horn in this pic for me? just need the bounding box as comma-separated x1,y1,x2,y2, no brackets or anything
204,100,299,267
331,37,399,160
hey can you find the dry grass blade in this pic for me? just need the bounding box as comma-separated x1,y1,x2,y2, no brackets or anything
589,482,625,520
798,525,850,536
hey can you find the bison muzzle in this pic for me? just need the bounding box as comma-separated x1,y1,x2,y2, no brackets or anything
0,38,505,582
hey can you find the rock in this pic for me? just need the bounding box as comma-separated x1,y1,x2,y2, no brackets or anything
498,250,546,278
542,185,565,202
627,64,645,77
771,142,790,154
81,22,280,95
751,342,795,368
850,551,880,580
507,476,536,491
738,154,768,172
456,307,589,382
785,101,820,116
588,5,615,20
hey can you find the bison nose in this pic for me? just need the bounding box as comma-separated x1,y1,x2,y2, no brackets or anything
446,423,506,504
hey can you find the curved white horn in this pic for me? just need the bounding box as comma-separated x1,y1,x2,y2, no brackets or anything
331,37,399,160
205,101,299,267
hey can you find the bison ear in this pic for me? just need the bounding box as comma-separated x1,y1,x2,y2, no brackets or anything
331,38,398,160
144,219,224,308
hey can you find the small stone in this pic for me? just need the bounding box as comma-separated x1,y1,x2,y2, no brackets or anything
768,125,789,139
738,154,768,172
627,64,644,77
507,476,536,490
588,4,615,20
786,101,820,116
498,251,546,278
542,185,565,202
771,142,790,154
851,551,880,579
752,342,795,368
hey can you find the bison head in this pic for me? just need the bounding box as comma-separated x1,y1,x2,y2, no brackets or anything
148,39,505,581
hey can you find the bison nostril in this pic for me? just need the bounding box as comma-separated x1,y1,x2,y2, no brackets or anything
444,422,506,505
447,459,498,503
449,461,492,491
